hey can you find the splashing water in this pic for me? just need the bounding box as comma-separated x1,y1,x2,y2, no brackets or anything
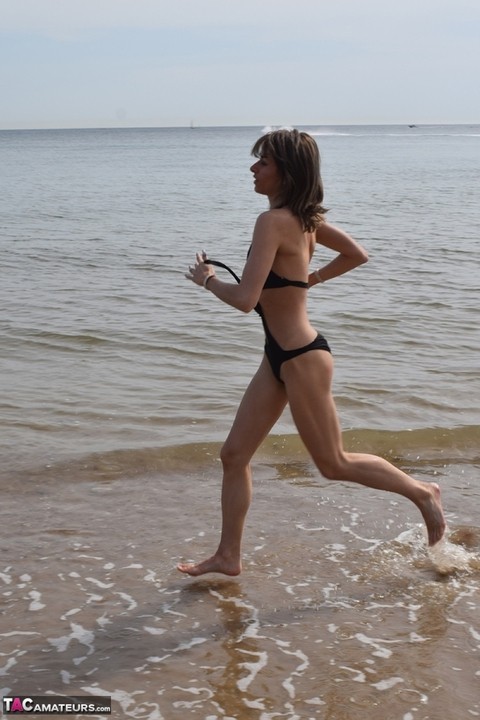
428,526,480,575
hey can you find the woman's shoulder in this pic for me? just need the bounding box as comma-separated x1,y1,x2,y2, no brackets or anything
265,207,295,219
256,207,299,229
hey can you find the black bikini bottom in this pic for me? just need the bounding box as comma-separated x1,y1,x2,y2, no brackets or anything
203,258,331,382
264,328,331,383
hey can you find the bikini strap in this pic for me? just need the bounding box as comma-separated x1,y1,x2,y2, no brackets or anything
204,258,262,316
204,259,241,284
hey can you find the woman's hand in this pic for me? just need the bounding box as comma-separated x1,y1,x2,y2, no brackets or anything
185,250,216,288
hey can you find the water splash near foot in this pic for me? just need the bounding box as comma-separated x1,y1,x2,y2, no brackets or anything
427,526,480,575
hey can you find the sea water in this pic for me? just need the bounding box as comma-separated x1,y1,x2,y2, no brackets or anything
0,125,479,718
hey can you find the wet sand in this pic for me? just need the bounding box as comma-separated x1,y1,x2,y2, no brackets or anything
1,450,479,719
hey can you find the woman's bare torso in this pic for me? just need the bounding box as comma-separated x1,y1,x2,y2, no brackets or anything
257,209,317,350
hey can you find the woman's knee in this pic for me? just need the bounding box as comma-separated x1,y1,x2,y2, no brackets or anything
315,453,348,481
220,439,250,470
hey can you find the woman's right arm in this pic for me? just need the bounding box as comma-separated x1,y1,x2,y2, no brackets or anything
309,222,368,287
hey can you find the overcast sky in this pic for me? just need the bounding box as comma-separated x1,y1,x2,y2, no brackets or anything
1,0,479,129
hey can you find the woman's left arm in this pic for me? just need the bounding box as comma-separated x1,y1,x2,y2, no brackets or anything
309,222,368,287
185,212,281,312
186,251,254,311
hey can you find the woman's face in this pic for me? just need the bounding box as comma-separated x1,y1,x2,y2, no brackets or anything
250,154,283,201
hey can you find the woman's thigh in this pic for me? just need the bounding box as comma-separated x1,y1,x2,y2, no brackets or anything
281,350,345,471
223,355,288,463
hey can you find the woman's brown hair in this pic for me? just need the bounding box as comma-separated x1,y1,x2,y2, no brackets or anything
251,129,327,232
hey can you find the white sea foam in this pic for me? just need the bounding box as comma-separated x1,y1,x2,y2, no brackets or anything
86,593,103,604
60,670,73,684
469,626,480,646
83,685,165,719
172,685,213,709
61,608,82,619
95,613,111,628
372,676,404,690
339,665,367,682
171,637,207,652
143,626,167,636
113,590,137,611
147,654,171,663
428,531,478,574
85,577,114,588
355,633,397,659
305,696,326,705
0,658,17,676
48,622,95,655
280,648,310,698
237,649,268,692
28,590,45,611
244,698,266,709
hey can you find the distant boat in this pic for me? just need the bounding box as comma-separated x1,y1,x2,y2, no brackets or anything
408,124,417,128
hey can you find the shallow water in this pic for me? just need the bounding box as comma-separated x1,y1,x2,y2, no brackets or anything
2,440,480,718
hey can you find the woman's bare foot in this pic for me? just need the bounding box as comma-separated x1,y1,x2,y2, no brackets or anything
177,553,242,577
419,483,446,546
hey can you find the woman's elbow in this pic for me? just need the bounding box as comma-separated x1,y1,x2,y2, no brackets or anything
356,247,369,266
237,292,259,314
238,299,257,314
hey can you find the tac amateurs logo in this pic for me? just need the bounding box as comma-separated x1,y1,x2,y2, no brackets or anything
2,695,111,714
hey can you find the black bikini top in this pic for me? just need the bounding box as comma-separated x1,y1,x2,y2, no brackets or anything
263,269,308,290
204,249,308,291
204,257,307,318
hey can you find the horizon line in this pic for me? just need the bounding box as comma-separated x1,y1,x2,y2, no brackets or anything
1,121,479,132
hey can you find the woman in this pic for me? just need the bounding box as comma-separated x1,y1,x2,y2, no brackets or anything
179,129,445,577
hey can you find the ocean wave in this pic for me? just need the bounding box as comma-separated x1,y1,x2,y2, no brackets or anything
5,425,478,487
